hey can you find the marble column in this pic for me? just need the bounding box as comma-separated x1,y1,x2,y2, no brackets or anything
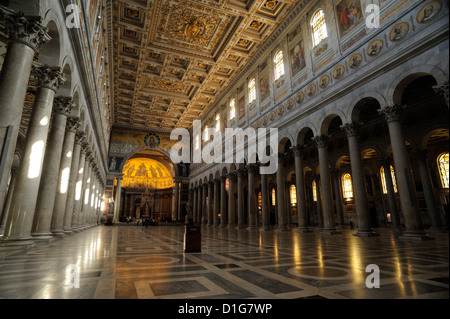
202,184,207,225
0,165,19,236
0,11,50,218
331,169,345,230
342,123,378,237
51,117,80,236
276,154,288,231
113,174,123,223
193,187,198,223
32,99,75,240
260,171,270,231
381,158,401,236
72,145,88,232
62,131,84,232
0,65,64,246
313,175,323,228
379,105,431,240
220,176,227,227
236,169,245,229
292,146,310,233
197,185,202,224
415,150,445,233
213,179,220,227
79,157,92,230
247,164,257,230
227,173,236,228
315,136,340,235
172,179,179,222
207,181,213,227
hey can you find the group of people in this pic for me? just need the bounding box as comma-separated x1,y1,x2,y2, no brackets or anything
125,216,159,227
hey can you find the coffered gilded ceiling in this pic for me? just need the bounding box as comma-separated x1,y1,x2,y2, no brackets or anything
111,0,298,132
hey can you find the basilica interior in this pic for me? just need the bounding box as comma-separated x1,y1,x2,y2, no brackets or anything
0,0,448,301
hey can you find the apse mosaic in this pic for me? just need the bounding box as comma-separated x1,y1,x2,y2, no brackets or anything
108,129,182,172
122,158,174,190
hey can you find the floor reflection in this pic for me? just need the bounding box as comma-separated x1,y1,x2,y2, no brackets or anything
0,225,447,299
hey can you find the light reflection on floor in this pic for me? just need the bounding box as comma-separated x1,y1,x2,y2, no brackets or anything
0,225,448,299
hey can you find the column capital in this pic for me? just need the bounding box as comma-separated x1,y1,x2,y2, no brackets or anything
220,175,227,182
378,105,406,123
116,174,124,181
247,163,257,173
214,178,221,184
290,145,304,157
340,123,359,137
53,96,75,116
81,143,90,155
313,135,328,148
66,117,80,133
1,10,50,51
75,131,86,145
32,64,65,92
433,81,449,107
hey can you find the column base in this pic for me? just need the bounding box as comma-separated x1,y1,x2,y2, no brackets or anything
31,233,55,242
236,225,246,230
259,226,272,231
51,230,66,238
320,228,341,235
0,238,35,250
353,230,379,237
72,228,82,233
399,231,434,241
63,230,73,235
296,227,312,234
246,225,259,231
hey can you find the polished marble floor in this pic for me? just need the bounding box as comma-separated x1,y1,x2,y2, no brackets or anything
0,225,448,299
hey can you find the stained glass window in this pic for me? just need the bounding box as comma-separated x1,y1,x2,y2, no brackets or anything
230,99,236,120
438,152,449,188
380,165,398,194
311,9,327,47
271,188,276,206
312,180,317,202
342,173,353,200
248,78,256,103
289,184,297,206
274,50,284,80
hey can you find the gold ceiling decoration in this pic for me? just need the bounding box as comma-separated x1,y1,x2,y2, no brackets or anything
110,0,297,132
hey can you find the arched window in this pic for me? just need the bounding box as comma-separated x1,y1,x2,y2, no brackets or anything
274,50,284,80
230,99,236,120
341,173,354,200
380,165,398,194
258,192,262,211
438,152,449,188
311,9,327,47
312,180,318,202
289,184,297,206
216,114,221,132
225,178,229,192
248,78,256,103
271,188,276,206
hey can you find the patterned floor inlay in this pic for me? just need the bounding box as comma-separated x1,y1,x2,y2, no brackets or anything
0,225,448,299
